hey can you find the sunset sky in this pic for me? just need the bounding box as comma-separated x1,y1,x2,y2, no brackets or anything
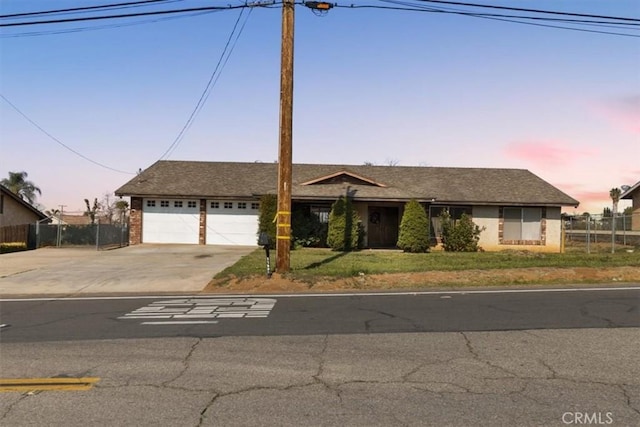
1,0,638,214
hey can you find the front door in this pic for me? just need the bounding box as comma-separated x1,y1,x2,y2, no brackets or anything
367,206,399,248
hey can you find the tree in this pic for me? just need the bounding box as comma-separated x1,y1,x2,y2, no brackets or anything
326,196,362,251
115,199,129,225
257,194,277,248
84,198,101,225
397,199,429,253
1,171,41,204
101,193,117,224
609,187,622,253
610,187,621,217
440,211,483,252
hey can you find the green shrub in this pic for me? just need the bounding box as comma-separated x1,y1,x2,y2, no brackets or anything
326,196,363,251
397,199,430,253
0,242,28,254
440,211,484,252
291,205,327,249
257,194,277,248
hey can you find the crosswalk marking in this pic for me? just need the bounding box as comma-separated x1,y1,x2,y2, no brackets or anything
118,298,276,325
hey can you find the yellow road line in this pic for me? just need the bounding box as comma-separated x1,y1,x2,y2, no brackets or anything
0,377,100,392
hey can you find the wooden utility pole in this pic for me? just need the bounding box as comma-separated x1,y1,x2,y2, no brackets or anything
276,0,295,272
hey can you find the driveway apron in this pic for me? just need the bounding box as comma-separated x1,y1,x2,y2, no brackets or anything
0,245,255,297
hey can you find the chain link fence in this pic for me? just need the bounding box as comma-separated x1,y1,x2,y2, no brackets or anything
36,219,129,250
564,214,640,253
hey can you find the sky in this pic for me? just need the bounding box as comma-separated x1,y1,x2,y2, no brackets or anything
1,0,638,215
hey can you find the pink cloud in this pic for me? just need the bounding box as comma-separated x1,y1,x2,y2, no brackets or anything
504,140,597,169
572,190,609,204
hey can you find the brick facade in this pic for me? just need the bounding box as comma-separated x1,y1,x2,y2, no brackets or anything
199,199,206,245
129,197,143,245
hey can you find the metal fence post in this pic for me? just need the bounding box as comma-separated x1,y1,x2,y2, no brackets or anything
96,219,100,251
586,217,590,254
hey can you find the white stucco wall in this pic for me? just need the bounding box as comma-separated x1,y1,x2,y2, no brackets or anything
472,206,499,250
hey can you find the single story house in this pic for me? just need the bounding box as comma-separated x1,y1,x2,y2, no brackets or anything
115,161,579,252
0,185,47,228
621,180,640,231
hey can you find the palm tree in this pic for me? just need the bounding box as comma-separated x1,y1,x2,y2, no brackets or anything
1,171,41,204
609,187,621,216
610,187,622,253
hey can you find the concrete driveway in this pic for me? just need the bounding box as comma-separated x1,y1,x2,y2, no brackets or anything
0,245,256,297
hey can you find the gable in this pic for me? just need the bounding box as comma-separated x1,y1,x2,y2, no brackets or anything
300,171,387,187
0,186,47,226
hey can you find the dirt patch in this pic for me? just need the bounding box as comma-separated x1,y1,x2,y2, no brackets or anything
204,266,640,294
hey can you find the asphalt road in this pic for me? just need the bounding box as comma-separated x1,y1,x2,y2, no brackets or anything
1,287,638,343
1,287,639,426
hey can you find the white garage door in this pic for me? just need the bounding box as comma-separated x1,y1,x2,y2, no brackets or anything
206,200,259,246
142,199,199,244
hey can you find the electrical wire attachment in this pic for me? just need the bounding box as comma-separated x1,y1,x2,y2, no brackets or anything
304,2,333,15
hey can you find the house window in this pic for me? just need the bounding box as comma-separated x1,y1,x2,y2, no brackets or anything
174,201,183,208
310,206,331,223
146,200,156,207
224,202,233,209
251,202,260,210
211,201,219,209
187,201,197,208
503,207,542,241
160,201,169,207
238,202,247,209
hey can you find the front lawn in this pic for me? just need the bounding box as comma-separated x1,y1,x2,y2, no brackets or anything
215,247,640,281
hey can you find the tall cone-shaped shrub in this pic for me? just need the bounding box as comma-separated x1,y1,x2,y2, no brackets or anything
257,194,277,248
397,199,430,252
326,196,361,251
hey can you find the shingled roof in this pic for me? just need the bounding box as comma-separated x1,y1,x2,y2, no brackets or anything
115,161,579,207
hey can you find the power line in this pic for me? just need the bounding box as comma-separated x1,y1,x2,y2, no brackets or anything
0,0,180,19
415,0,640,22
1,10,219,38
332,2,640,37
159,7,253,160
392,2,640,26
0,3,262,27
0,94,135,175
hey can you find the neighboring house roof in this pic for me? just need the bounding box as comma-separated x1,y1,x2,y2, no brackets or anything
1,185,47,220
621,181,640,200
115,161,580,207
50,214,94,225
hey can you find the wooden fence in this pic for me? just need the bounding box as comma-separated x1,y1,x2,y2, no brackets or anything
0,224,31,244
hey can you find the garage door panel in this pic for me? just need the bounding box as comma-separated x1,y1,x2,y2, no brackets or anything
142,199,199,244
206,201,259,246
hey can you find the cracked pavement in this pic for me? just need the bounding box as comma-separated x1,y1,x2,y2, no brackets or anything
1,328,639,426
